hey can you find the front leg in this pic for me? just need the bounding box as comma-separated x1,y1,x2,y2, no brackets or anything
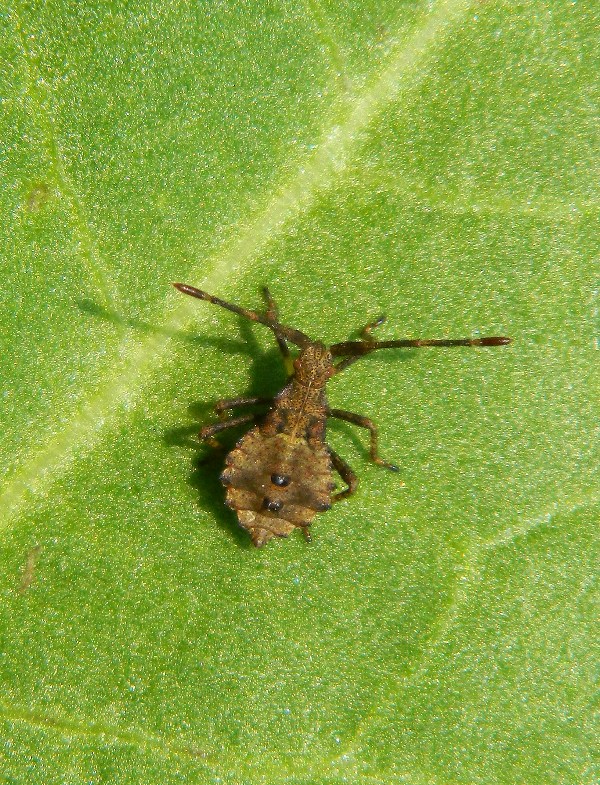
334,315,386,372
328,409,399,471
214,396,273,418
199,412,259,448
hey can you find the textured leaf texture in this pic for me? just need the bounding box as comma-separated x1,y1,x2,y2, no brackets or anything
1,1,598,783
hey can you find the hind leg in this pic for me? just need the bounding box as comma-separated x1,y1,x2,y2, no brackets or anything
329,449,358,502
328,409,399,472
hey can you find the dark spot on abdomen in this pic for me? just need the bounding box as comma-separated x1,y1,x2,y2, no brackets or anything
262,498,283,513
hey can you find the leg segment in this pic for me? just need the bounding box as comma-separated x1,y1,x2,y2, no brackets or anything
199,412,258,445
329,449,358,502
334,315,386,372
214,396,273,417
262,287,291,364
328,409,399,472
360,315,386,341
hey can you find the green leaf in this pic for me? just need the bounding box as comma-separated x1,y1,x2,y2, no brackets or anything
1,1,598,783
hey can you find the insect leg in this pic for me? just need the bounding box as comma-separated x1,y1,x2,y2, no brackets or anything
262,287,292,369
328,409,399,472
329,449,358,502
333,316,387,372
199,413,258,445
301,527,312,543
214,396,273,417
360,315,386,340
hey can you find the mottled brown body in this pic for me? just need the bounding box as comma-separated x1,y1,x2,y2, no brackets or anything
173,283,511,547
221,347,335,546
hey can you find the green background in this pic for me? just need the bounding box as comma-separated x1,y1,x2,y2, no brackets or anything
0,1,598,782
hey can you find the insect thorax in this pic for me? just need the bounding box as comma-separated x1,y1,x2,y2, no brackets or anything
264,343,333,443
292,343,334,387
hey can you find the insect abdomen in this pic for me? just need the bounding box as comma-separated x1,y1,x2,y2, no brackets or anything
221,429,333,547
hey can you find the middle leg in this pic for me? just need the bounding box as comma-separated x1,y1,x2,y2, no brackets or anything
330,449,358,502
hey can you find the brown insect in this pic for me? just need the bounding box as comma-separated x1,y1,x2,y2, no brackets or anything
173,283,510,547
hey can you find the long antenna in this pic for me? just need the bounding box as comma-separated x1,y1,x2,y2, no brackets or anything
331,335,511,372
331,336,511,354
172,283,312,348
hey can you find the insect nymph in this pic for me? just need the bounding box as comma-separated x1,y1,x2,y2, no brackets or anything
173,283,510,547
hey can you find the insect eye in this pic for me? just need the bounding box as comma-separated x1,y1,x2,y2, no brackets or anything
270,473,290,487
262,498,283,513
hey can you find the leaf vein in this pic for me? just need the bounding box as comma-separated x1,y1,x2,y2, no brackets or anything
0,700,210,762
9,2,117,308
333,494,598,762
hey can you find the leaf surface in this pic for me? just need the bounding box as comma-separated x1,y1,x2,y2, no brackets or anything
1,2,598,783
